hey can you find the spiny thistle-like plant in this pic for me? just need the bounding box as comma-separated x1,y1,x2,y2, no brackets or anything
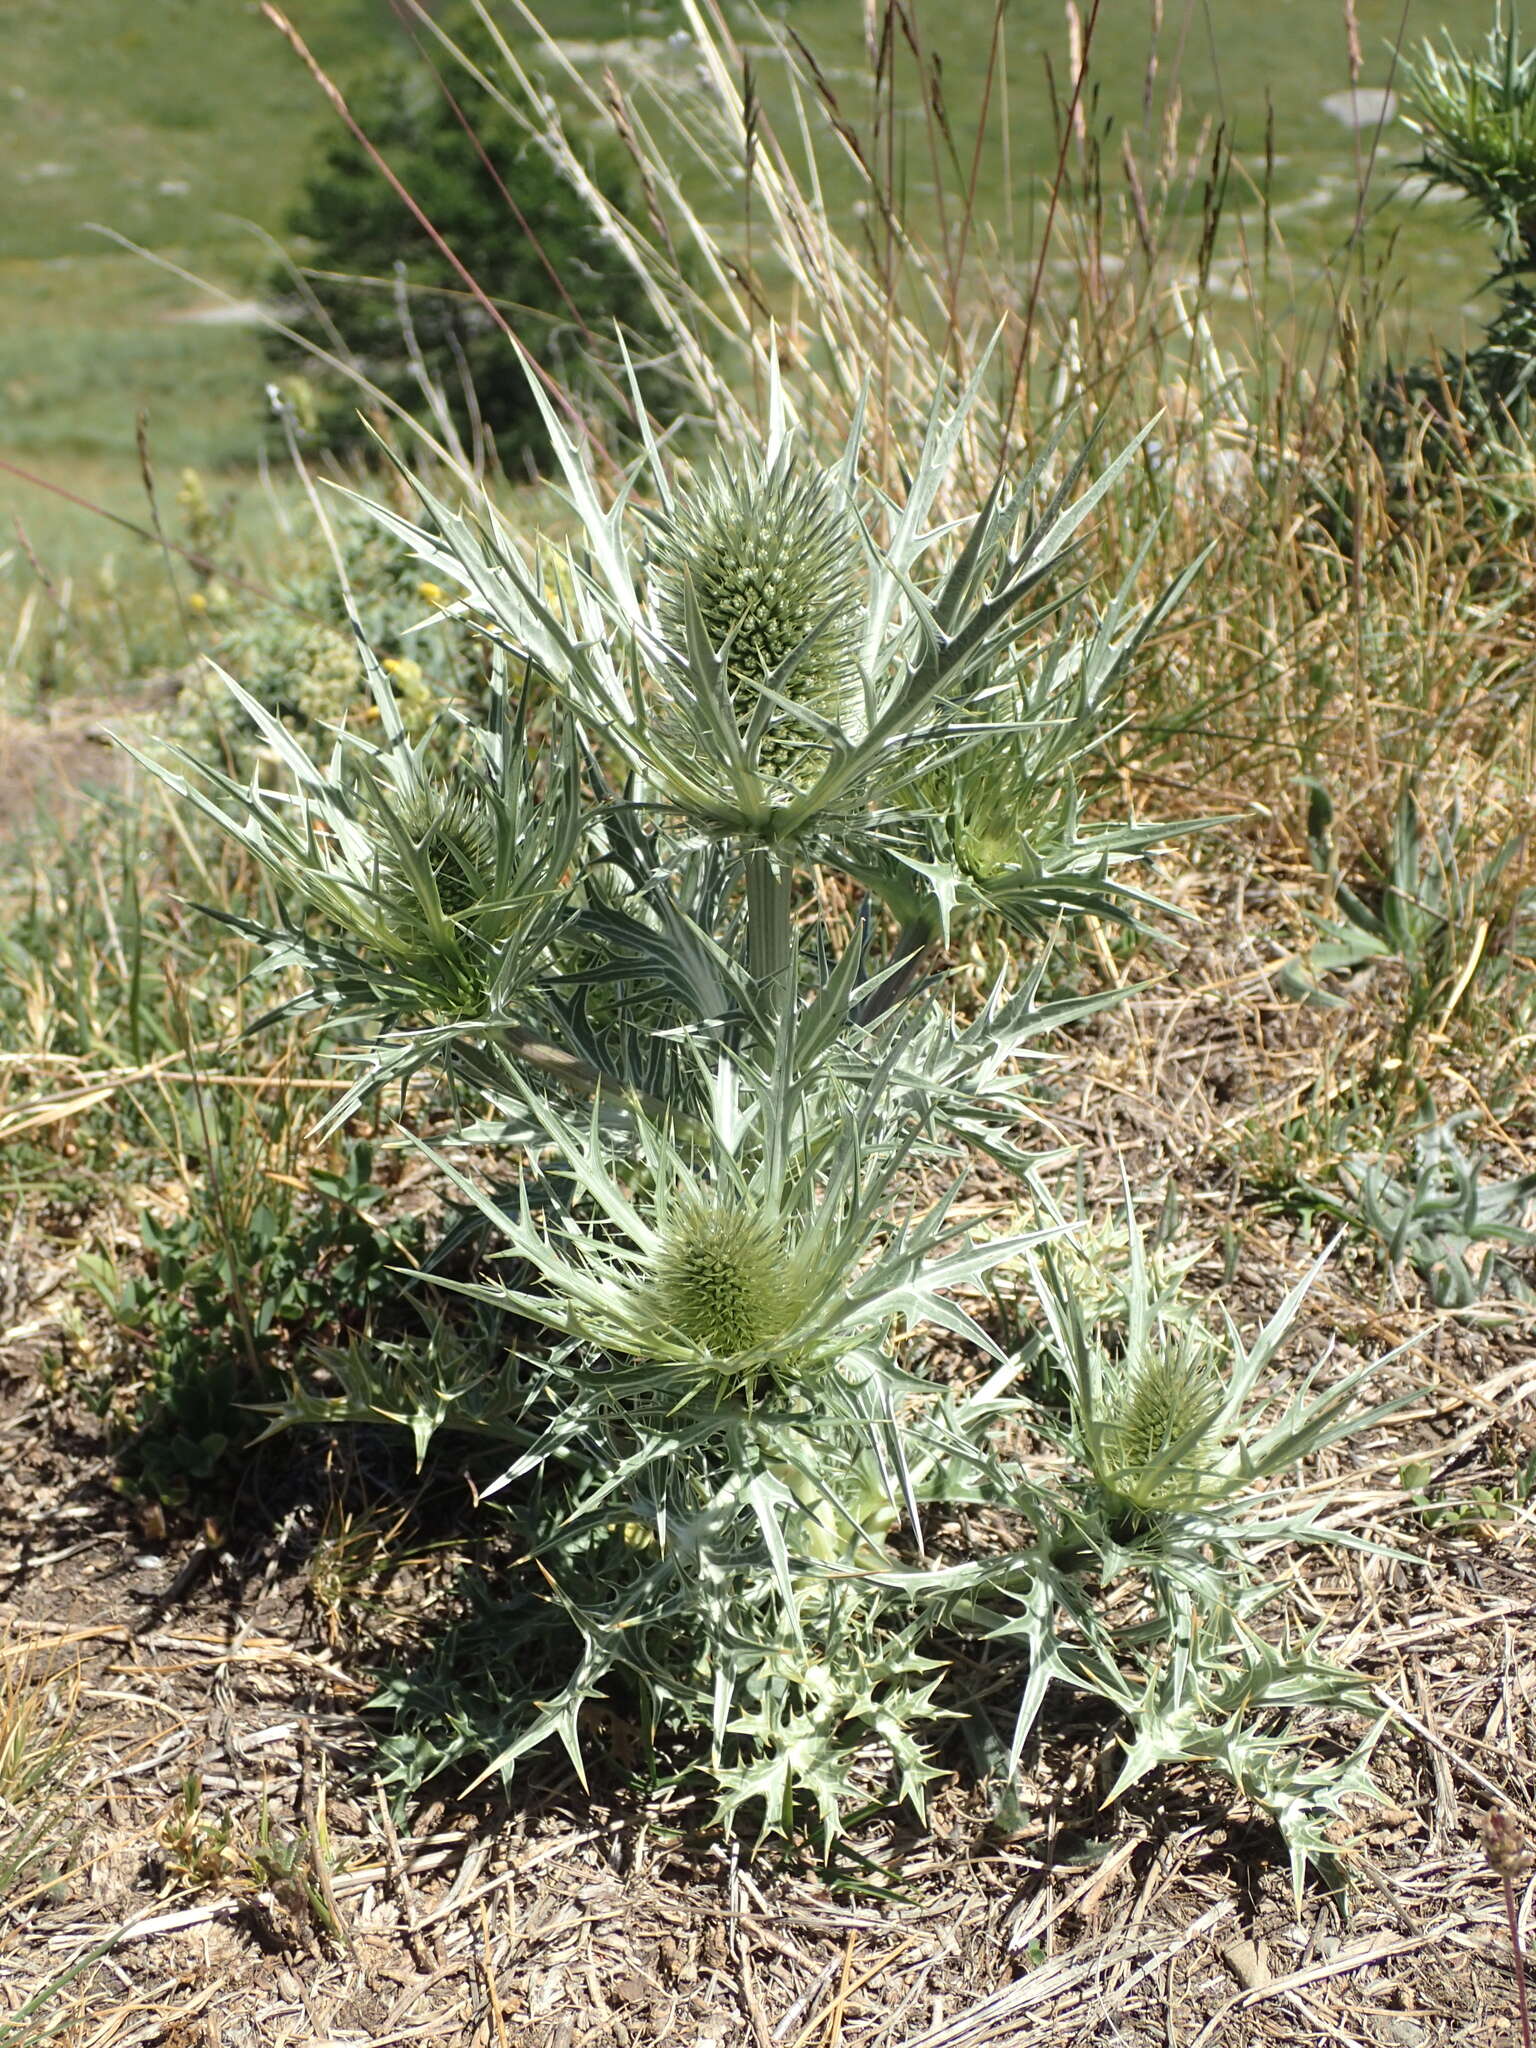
1095,1336,1225,1521
1036,1221,1395,1539
380,773,501,923
132,660,583,1055
129,291,1390,1876
867,1210,1404,1895
1402,8,1536,271
1374,10,1536,465
432,1045,1037,1424
1313,1109,1536,1311
909,623,1174,943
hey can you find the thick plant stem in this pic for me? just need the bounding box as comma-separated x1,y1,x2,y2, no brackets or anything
746,846,794,1018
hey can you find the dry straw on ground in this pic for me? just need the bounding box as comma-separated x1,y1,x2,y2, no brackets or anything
1,854,1532,2045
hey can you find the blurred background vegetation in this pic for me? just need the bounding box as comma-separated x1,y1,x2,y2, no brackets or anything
0,0,1489,578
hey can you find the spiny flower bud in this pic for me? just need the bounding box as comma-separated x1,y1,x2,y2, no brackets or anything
380,775,499,922
1101,1343,1223,1506
653,452,863,774
1112,1351,1220,1463
957,809,1035,885
651,1198,809,1364
947,692,1056,885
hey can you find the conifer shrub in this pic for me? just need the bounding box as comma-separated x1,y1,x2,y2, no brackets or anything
265,4,671,469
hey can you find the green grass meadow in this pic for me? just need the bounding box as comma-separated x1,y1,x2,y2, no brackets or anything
1,0,392,563
0,0,1490,576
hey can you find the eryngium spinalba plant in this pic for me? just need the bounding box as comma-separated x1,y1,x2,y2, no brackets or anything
133,348,1391,1878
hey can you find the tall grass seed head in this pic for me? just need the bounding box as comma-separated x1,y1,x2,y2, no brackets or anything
652,454,863,772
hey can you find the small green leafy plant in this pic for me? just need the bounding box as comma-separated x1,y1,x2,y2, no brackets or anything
1278,780,1535,1118
1399,1451,1536,1534
79,1138,424,1505
1310,1111,1536,1313
1281,782,1524,1021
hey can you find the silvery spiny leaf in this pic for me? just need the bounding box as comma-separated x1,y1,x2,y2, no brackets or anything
121,665,582,1038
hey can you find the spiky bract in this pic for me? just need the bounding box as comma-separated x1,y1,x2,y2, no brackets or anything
380,775,500,923
946,693,1049,886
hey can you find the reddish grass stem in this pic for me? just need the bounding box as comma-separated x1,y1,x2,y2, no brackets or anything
1506,1874,1534,2048
1480,1809,1534,2048
1008,0,1104,441
259,3,590,443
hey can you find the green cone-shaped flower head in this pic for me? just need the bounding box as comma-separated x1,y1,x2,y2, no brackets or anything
650,1195,815,1370
380,774,499,923
1107,1348,1221,1468
653,450,863,775
1097,1337,1224,1515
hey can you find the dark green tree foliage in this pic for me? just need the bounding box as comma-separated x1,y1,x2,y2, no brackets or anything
1369,12,1536,483
268,10,667,468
